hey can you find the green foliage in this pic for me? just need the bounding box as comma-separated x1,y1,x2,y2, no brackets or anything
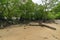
52,3,60,13
0,0,60,21
0,0,60,28
52,2,60,19
47,12,56,20
55,12,60,19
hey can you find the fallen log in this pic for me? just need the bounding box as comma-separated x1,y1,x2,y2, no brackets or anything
29,22,56,30
40,23,56,30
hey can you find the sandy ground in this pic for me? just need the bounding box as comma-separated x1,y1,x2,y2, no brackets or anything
0,23,60,40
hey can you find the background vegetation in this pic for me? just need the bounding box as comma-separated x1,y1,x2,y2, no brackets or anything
0,0,60,28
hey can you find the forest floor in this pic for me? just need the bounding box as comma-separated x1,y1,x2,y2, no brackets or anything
0,20,60,40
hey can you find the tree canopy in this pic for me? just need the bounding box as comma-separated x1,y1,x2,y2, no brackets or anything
0,0,60,20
